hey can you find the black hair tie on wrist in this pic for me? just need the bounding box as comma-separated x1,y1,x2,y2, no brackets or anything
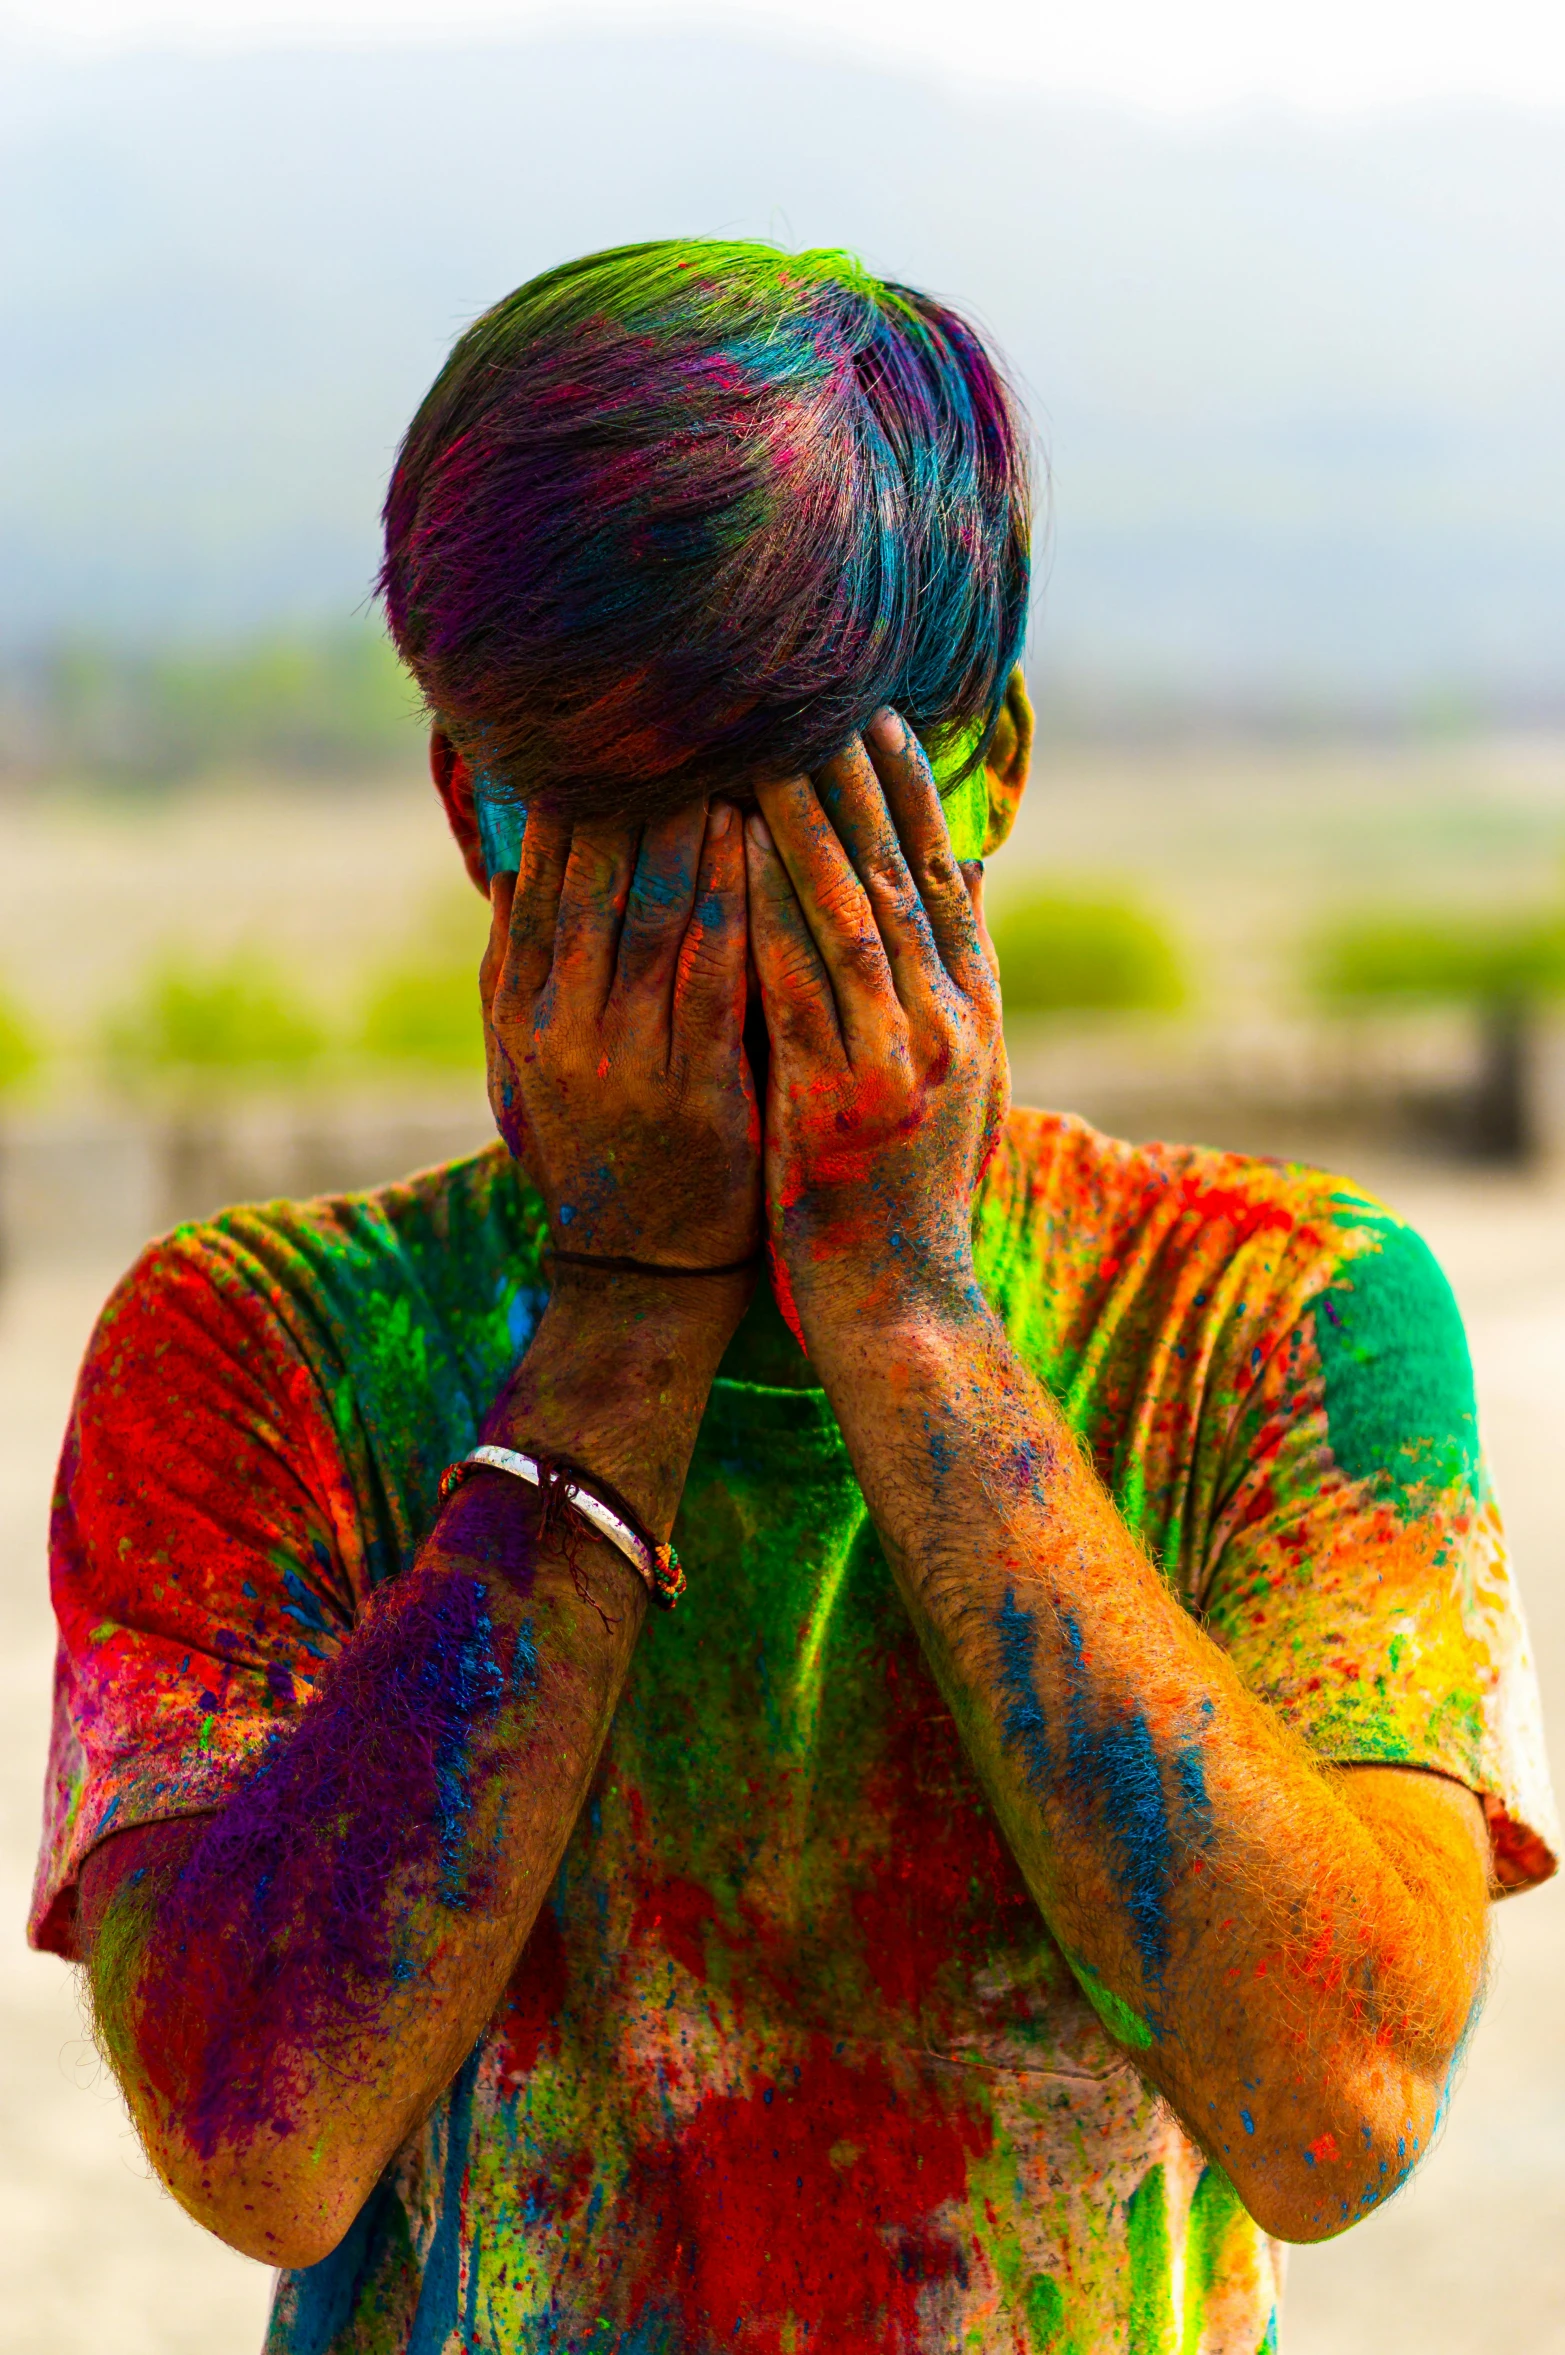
550,1248,763,1278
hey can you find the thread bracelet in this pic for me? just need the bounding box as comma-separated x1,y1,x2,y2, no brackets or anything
550,1249,761,1279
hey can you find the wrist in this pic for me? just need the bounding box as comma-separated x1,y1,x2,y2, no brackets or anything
785,1241,988,1358
807,1292,996,1384
489,1268,752,1536
547,1259,754,1364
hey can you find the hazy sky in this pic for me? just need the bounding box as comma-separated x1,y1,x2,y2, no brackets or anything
6,0,1565,114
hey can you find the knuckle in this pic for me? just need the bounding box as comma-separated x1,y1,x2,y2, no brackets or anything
774,943,828,996
680,932,740,989
917,848,964,898
863,865,918,924
508,904,556,959
818,871,867,925
624,880,688,934
840,928,889,987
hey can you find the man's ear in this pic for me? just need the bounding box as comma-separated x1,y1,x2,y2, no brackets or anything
981,668,1034,856
430,727,490,897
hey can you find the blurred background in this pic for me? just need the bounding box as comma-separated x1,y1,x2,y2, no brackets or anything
2,1,1564,2348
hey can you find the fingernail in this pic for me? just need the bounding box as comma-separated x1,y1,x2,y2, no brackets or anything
746,811,773,852
708,800,733,839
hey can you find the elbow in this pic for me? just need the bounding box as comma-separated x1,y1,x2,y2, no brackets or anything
109,2047,392,2269
1222,2071,1444,2247
144,2120,383,2272
1238,2178,1358,2247
190,2198,345,2273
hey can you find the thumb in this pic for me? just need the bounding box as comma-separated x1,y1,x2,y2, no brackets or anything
480,873,516,1025
961,861,1001,984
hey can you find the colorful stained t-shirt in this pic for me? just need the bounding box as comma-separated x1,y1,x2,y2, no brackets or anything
32,1110,1559,2355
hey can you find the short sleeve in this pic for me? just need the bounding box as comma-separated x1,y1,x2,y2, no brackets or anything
1202,1209,1558,1894
29,1231,368,1959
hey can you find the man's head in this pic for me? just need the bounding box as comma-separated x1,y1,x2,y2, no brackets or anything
380,239,1033,866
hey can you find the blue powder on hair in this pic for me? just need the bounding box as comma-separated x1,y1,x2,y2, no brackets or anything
382,240,1031,832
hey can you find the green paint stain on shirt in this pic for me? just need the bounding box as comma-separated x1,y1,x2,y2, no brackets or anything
1026,2269,1067,2348
1128,2162,1176,2355
1181,2165,1248,2353
1314,1212,1479,1513
1068,1952,1155,2048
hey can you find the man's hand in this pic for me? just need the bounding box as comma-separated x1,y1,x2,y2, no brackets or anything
486,797,761,1270
746,714,1008,1331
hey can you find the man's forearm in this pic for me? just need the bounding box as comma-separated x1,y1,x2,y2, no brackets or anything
83,1271,747,2268
809,1295,1489,2241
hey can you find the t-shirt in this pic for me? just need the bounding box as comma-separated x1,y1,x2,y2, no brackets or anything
32,1110,1558,2355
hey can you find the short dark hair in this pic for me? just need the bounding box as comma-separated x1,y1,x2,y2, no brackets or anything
381,239,1032,822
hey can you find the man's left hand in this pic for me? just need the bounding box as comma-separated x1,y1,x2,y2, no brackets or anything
745,711,1009,1338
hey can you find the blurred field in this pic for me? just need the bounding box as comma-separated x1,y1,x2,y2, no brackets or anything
3,741,1565,2349
4,728,1565,1093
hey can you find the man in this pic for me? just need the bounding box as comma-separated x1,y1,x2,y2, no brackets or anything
32,242,1557,2353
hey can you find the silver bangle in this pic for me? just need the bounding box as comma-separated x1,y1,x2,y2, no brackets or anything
437,1444,685,1610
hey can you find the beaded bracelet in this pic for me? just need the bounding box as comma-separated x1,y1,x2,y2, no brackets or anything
438,1444,686,1611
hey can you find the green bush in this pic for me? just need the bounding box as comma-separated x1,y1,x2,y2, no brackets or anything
1310,910,1565,1009
992,889,1186,1015
102,954,325,1095
360,958,483,1072
41,626,421,781
0,988,39,1097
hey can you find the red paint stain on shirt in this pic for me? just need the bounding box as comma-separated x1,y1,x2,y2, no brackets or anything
495,1903,570,2086
629,2037,992,2351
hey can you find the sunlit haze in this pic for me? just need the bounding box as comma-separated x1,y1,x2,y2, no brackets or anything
6,0,1565,113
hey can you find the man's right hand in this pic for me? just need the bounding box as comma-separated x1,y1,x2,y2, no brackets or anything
482,798,761,1271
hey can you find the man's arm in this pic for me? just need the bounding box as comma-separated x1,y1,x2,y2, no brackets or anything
804,1301,1488,2242
80,1275,743,2269
746,717,1490,2245
80,789,761,2268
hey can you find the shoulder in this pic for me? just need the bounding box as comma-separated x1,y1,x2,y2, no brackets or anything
978,1104,1406,1310
90,1141,542,1363
976,1107,1465,1448
68,1142,550,1559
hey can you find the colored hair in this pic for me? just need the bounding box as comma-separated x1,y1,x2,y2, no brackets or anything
380,239,1032,822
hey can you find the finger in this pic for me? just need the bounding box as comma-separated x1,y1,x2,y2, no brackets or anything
672,800,748,1055
481,875,532,1146
481,871,513,1026
752,770,896,1052
550,819,638,1011
810,732,947,1016
744,809,846,1066
864,709,992,997
612,798,709,1012
964,859,1002,986
495,806,570,1007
